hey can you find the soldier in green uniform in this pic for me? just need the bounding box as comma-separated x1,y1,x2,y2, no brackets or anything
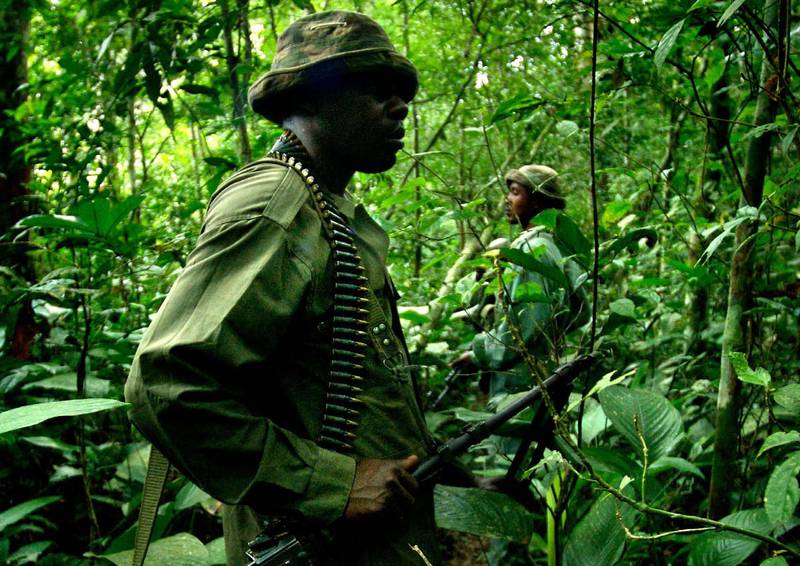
451,165,589,394
125,10,441,566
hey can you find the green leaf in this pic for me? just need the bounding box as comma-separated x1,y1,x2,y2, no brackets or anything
718,0,748,27
781,125,798,155
760,557,790,566
609,298,636,319
23,373,111,397
654,19,684,69
14,214,91,232
599,385,683,461
21,436,78,453
602,201,632,227
203,156,238,170
742,123,781,141
206,537,226,566
757,431,800,458
0,496,60,531
605,228,658,257
556,120,579,137
554,213,592,263
180,83,219,99
774,384,800,412
0,399,129,435
489,93,545,123
174,482,213,511
8,541,52,564
102,532,210,566
727,352,771,387
563,492,637,566
498,247,570,290
648,456,705,479
434,485,533,542
688,0,716,11
688,508,772,566
764,452,800,525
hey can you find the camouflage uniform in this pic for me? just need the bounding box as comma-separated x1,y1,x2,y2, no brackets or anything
472,167,589,394
125,11,439,566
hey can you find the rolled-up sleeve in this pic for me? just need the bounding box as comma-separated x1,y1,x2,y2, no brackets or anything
124,212,355,525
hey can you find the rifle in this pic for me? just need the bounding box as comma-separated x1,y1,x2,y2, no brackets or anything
246,353,599,566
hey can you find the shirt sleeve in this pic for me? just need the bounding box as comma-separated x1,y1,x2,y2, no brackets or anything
124,213,355,525
471,233,567,371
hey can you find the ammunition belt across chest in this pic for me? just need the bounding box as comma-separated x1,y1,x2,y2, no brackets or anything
267,149,369,454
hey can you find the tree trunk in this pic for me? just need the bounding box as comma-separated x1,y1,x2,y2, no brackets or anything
708,0,785,519
0,0,32,270
220,0,252,164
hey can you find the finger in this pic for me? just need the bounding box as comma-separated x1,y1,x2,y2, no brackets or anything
400,454,419,471
387,478,416,509
395,465,419,495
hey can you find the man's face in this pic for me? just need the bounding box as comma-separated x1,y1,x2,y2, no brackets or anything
313,71,410,173
505,181,540,226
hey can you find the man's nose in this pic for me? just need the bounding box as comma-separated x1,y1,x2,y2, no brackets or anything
386,95,409,120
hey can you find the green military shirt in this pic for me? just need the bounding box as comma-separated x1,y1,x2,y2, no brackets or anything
125,157,439,565
471,225,589,394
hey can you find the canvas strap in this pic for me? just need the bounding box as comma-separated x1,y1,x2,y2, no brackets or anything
131,446,171,566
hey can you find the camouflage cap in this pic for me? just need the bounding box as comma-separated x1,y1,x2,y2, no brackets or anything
506,164,565,207
248,10,418,123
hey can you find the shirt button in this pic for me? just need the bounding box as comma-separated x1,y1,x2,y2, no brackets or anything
382,338,390,346
373,326,381,333
378,323,387,331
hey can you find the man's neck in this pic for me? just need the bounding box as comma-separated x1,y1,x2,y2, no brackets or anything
280,123,353,196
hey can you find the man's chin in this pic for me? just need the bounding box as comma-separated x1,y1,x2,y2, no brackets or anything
357,154,397,174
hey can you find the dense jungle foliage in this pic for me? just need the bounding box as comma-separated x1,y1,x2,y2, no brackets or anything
1,0,799,564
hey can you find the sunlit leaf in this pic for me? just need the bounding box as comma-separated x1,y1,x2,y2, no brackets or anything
0,496,60,531
688,509,772,566
648,456,704,479
599,385,683,461
727,352,771,387
563,491,637,566
757,431,800,459
654,19,684,69
0,399,129,435
764,452,800,525
718,0,747,27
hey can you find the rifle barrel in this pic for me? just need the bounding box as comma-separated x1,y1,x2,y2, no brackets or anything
413,353,598,483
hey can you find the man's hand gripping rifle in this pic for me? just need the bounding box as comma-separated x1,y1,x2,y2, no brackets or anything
246,353,599,565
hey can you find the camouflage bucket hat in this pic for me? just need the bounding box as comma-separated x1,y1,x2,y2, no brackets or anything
506,164,565,207
248,10,418,123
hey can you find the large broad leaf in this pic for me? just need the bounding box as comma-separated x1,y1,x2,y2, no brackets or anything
599,385,683,462
688,508,772,566
434,485,533,543
0,496,60,531
764,452,800,526
498,247,570,290
22,372,110,397
774,384,800,412
648,456,704,480
758,431,800,458
102,533,209,566
205,537,226,566
0,399,129,435
727,352,771,387
489,92,545,123
563,491,637,566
